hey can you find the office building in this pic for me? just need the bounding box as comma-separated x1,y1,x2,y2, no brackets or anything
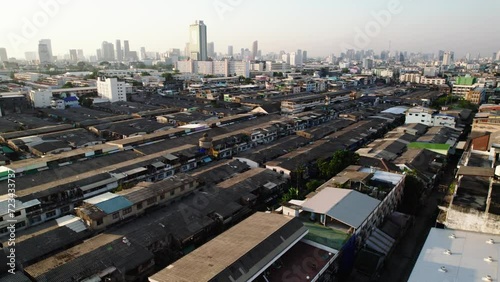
116,40,123,61
25,52,37,61
101,41,115,61
140,47,147,60
69,49,77,63
0,48,7,62
77,49,84,61
38,39,53,63
189,20,208,61
228,45,233,57
207,42,215,58
97,77,127,102
302,50,307,63
252,40,258,60
363,58,374,69
123,40,130,60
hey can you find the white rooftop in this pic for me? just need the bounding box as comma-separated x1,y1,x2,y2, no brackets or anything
381,106,409,115
408,228,500,282
301,188,380,229
83,192,118,205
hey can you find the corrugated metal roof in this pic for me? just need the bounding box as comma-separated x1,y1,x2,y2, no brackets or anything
301,188,381,229
94,196,133,215
84,192,119,205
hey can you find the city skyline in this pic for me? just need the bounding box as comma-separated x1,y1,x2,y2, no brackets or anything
1,0,499,59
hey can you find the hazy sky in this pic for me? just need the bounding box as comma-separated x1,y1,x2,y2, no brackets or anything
1,0,499,59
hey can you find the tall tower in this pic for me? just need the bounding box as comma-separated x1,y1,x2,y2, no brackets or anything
228,45,233,57
207,42,215,58
252,40,258,60
123,40,130,60
38,39,53,63
116,40,123,61
0,48,7,62
189,20,207,61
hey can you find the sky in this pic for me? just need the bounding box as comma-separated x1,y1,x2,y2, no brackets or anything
1,0,499,59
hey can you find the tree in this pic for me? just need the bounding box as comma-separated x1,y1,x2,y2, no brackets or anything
141,72,151,76
306,179,324,193
9,72,15,79
398,174,425,215
317,150,359,179
62,82,74,88
162,72,174,81
79,97,93,108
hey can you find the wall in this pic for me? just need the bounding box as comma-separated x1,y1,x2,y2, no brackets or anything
445,207,500,235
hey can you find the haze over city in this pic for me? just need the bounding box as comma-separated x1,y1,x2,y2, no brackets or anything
1,0,499,58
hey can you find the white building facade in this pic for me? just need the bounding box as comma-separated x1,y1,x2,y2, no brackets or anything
96,77,127,102
29,90,52,108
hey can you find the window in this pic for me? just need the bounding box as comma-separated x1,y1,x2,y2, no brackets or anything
112,212,119,220
15,221,26,228
46,210,56,218
96,218,103,226
122,207,132,215
147,197,156,205
60,206,70,213
170,190,175,196
13,211,21,217
137,202,143,210
160,194,165,200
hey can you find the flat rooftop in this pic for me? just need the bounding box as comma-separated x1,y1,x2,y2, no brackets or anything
408,228,500,282
149,212,307,282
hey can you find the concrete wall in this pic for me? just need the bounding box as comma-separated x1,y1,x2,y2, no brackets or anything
445,207,500,235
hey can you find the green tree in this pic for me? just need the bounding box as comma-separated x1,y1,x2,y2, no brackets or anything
141,71,151,76
9,72,15,79
162,72,174,81
62,82,74,88
317,150,359,179
79,97,93,108
306,179,324,193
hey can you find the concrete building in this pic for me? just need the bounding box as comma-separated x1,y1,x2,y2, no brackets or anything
252,40,258,60
115,39,123,61
123,40,130,60
28,89,52,108
189,20,208,61
452,76,481,98
405,106,456,128
399,73,421,83
69,49,77,63
38,39,53,63
420,77,446,85
101,41,115,61
0,48,7,62
363,58,374,69
465,87,486,105
96,77,127,102
228,45,233,57
207,42,215,58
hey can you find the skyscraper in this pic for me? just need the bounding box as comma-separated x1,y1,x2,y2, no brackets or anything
116,40,123,61
38,39,53,63
77,49,84,61
123,40,130,60
101,41,115,61
207,42,215,59
69,49,78,63
252,40,258,60
140,47,147,60
189,20,207,61
228,45,233,57
442,51,453,66
184,43,190,58
0,48,7,62
302,50,307,63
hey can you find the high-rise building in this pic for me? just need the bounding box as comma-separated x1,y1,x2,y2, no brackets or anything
116,40,123,61
442,51,453,66
207,42,215,58
96,49,102,61
77,49,84,61
101,41,115,61
140,47,147,60
0,48,7,62
496,51,500,61
184,42,190,58
69,49,78,63
302,50,307,63
228,45,233,57
123,40,130,60
437,50,444,61
252,40,258,60
189,20,207,61
362,58,373,69
38,39,53,63
25,52,37,61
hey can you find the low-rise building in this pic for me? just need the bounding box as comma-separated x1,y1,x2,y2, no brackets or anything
405,106,456,128
96,77,127,102
28,89,52,108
